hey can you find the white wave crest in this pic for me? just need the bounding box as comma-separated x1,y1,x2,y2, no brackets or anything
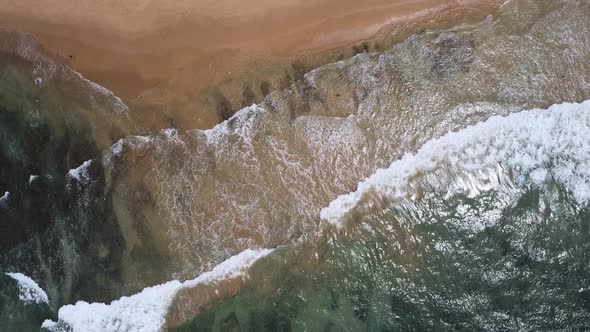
5,272,49,305
0,191,9,203
67,160,93,183
321,100,590,228
202,104,265,146
42,248,273,332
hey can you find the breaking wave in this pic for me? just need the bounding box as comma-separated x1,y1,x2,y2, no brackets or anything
5,272,49,305
322,100,590,229
42,249,273,332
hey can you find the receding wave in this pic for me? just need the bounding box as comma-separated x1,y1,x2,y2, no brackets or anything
0,29,128,115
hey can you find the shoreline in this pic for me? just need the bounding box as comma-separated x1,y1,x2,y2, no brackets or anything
0,0,507,131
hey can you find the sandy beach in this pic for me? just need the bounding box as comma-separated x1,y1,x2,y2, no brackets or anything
0,0,506,130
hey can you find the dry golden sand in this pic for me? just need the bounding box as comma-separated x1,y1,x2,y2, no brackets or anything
0,0,506,130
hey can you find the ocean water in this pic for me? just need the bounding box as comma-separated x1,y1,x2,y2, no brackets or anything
178,101,590,331
2,0,590,331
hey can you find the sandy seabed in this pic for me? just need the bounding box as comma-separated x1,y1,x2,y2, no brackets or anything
0,0,506,129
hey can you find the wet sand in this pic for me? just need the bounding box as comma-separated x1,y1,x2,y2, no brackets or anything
0,0,506,130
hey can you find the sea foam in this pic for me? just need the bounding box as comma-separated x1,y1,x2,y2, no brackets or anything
42,249,273,332
321,100,590,228
5,272,49,304
67,160,93,182
0,191,9,203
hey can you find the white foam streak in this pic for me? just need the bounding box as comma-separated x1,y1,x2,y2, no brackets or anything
321,100,590,228
70,69,129,115
5,272,49,304
42,249,273,332
67,160,92,182
202,104,264,146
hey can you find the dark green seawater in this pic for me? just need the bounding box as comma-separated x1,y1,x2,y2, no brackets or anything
179,183,590,331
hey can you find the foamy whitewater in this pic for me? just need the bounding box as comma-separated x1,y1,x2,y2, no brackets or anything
42,249,273,332
321,100,590,228
0,191,8,203
5,272,49,305
67,160,92,181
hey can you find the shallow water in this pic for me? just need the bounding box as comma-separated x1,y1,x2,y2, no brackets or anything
3,0,590,330
0,0,507,133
